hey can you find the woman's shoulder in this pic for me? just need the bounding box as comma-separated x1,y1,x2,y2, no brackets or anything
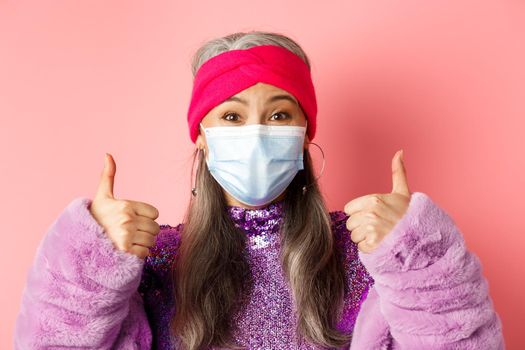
328,209,352,246
327,208,357,261
157,223,183,245
142,223,184,275
155,223,183,249
328,209,375,286
328,209,350,238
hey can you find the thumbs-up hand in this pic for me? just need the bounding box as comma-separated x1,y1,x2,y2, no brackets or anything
343,150,412,254
89,153,161,259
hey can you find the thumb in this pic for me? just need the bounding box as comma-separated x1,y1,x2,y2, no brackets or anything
96,153,116,199
391,149,410,196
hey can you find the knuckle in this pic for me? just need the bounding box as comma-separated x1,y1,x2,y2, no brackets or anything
371,195,382,205
346,219,352,231
351,229,365,243
114,241,123,251
118,228,132,242
119,200,133,211
117,241,130,252
367,210,378,219
119,213,134,225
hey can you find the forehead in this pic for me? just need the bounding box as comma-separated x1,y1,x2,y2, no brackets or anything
199,81,305,124
231,82,297,101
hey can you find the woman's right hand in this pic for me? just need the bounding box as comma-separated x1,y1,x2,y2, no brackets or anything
89,153,161,259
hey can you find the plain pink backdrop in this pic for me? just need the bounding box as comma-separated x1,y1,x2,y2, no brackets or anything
1,1,523,348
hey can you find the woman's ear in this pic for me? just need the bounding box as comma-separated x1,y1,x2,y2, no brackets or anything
196,134,208,158
196,134,205,150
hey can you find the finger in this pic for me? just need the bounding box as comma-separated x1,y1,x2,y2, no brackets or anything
391,149,410,196
344,193,384,215
350,227,367,244
134,216,161,236
345,211,370,232
96,153,116,199
125,199,160,220
357,240,374,253
131,230,157,249
128,244,150,259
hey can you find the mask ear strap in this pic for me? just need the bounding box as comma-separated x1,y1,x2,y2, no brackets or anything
302,141,325,195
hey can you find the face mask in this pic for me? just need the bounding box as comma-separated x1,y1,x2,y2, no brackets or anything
200,122,307,207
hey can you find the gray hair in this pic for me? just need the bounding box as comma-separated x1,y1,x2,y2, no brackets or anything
190,31,311,77
171,32,352,350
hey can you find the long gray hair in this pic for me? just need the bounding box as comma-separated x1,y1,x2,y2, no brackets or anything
170,31,350,349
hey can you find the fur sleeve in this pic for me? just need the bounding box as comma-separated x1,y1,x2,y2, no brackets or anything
13,197,152,349
350,192,505,349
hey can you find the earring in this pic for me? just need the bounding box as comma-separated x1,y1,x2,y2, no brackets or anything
302,142,326,195
191,148,204,196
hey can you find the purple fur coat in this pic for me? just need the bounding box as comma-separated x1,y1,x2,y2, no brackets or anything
14,192,505,349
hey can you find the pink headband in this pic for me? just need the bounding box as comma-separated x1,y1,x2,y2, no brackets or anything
186,44,317,143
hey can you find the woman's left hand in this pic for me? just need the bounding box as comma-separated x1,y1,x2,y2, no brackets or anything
343,150,412,253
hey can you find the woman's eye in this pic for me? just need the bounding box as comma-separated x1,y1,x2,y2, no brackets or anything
270,112,290,121
221,111,290,122
222,113,240,122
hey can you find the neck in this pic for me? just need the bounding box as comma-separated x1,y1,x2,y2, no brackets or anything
224,189,287,209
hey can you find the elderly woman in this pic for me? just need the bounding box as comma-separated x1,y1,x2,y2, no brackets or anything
14,31,504,349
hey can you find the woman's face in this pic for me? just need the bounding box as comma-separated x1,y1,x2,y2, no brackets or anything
196,82,309,152
195,82,309,208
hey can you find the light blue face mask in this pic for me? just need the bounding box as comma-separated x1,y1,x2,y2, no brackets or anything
200,122,307,207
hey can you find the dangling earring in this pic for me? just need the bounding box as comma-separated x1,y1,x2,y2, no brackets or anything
191,148,204,197
302,142,326,195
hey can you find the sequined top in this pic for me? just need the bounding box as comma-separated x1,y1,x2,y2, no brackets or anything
138,199,374,350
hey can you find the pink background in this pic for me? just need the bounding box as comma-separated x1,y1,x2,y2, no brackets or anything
1,1,523,348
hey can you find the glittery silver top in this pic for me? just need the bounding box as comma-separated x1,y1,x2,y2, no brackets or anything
139,199,374,349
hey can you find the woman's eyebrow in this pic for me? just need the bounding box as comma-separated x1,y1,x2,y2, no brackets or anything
220,94,298,106
268,94,298,106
